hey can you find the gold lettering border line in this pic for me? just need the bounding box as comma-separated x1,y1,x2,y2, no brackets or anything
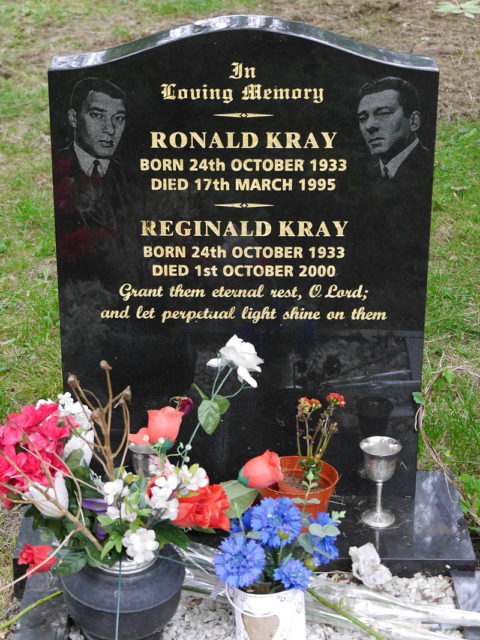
213,112,274,118
215,203,274,209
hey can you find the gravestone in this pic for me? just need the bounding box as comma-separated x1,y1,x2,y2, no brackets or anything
49,15,438,497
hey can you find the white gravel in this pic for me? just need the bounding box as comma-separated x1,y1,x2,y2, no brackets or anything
161,574,464,639
69,573,465,640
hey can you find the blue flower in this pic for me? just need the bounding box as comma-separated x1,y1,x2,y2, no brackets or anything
230,506,253,533
214,534,266,588
312,537,339,566
309,512,339,567
273,559,312,590
250,497,302,548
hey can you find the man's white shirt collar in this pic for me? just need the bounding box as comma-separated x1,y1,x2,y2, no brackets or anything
74,141,110,177
379,137,419,178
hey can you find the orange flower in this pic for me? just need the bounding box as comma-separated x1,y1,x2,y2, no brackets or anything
173,485,230,531
326,393,346,407
238,450,283,488
129,407,184,445
147,407,183,443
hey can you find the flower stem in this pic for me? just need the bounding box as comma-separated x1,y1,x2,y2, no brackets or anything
0,591,63,630
306,588,388,640
182,366,235,459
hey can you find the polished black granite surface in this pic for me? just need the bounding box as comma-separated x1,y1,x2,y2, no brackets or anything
13,573,67,640
49,16,438,495
329,471,476,576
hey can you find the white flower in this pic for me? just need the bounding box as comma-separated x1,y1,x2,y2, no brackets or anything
63,429,95,466
146,475,179,519
57,392,73,405
176,465,208,493
58,392,92,431
106,502,138,523
26,472,69,518
103,479,125,505
207,335,263,388
122,528,159,564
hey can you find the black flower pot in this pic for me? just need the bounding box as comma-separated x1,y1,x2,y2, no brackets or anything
61,546,185,640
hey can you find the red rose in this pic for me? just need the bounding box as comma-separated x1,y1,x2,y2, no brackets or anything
18,544,57,575
238,450,283,488
173,485,230,531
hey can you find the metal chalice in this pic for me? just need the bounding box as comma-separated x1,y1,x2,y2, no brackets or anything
360,436,402,528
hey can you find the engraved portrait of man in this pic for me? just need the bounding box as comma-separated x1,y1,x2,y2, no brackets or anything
357,76,431,193
53,77,131,234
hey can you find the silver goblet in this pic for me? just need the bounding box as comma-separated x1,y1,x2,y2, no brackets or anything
360,436,402,528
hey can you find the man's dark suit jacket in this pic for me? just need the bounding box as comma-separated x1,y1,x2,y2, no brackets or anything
369,141,433,197
53,145,130,233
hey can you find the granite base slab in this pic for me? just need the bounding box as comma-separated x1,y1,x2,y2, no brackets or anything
13,572,68,640
328,471,476,577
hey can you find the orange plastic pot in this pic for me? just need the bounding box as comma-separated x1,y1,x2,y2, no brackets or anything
259,456,339,516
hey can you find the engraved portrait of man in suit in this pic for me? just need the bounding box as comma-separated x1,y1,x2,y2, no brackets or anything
53,77,130,234
357,76,431,193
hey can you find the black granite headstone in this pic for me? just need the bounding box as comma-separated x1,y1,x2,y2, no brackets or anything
49,16,438,494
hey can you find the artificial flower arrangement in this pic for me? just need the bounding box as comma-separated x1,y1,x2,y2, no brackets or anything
214,496,344,593
295,393,346,485
0,335,264,577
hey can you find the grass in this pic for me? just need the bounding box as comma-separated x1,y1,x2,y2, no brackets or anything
0,0,479,624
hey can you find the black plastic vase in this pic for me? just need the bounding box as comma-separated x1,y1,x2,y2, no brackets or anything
61,546,185,640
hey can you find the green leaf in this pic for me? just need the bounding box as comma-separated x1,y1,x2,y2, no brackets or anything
246,531,261,539
155,525,190,550
331,510,346,523
213,394,230,415
308,523,339,537
412,391,427,405
297,533,314,553
84,544,107,568
191,526,216,534
100,536,120,560
198,399,221,435
72,466,93,482
64,448,85,470
192,383,208,400
221,480,258,518
54,552,87,575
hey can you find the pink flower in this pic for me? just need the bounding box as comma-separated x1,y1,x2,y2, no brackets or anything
6,403,58,432
238,450,283,488
0,423,23,446
18,544,57,575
